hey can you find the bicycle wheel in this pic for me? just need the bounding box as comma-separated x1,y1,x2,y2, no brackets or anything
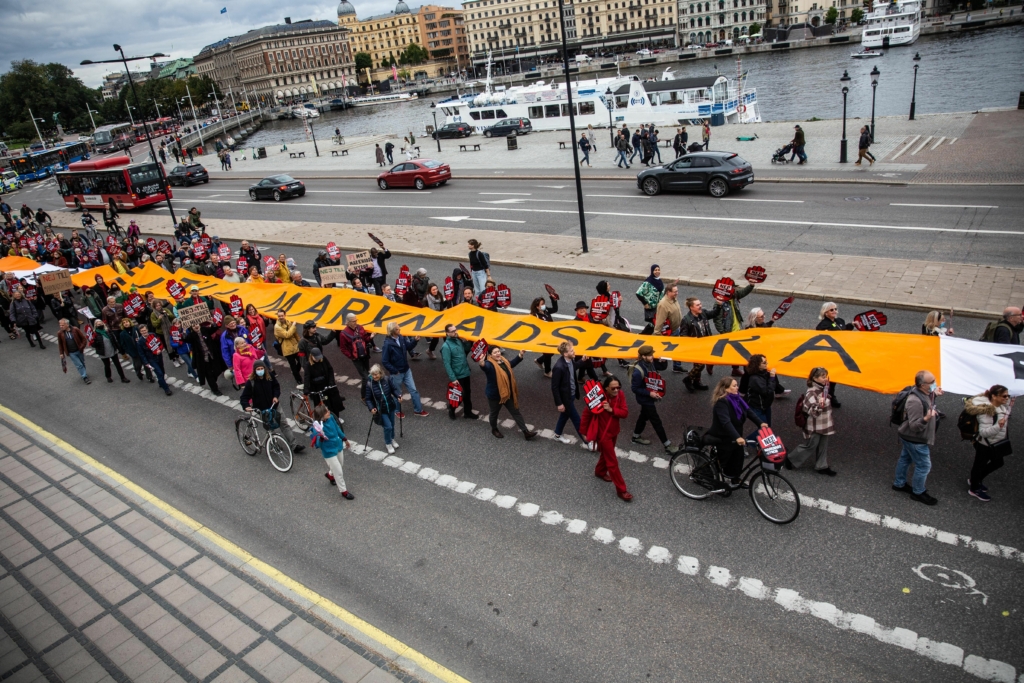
289,393,313,428
750,470,800,524
235,419,258,456
265,433,293,472
669,449,720,500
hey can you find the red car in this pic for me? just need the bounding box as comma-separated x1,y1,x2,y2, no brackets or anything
377,159,451,190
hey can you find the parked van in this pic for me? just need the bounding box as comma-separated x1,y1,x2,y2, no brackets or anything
574,54,593,64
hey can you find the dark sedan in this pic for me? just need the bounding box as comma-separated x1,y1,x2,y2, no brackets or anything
432,123,473,139
636,152,754,197
249,174,305,201
167,163,209,186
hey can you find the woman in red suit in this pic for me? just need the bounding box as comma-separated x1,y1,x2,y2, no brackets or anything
581,375,632,501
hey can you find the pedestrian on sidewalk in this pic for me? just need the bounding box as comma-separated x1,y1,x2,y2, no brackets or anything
615,133,631,169
382,322,428,417
530,295,558,376
375,144,386,167
587,124,597,148
468,239,491,296
630,129,642,165
57,318,91,384
702,120,711,150
582,375,633,501
790,367,837,475
385,141,395,164
790,125,807,164
551,341,583,444
314,404,353,500
855,126,874,165
274,310,303,384
630,345,679,455
893,370,942,505
441,324,479,421
365,364,402,454
480,344,537,440
673,127,688,158
91,320,129,384
650,129,662,163
816,302,853,407
964,385,1012,502
578,134,592,167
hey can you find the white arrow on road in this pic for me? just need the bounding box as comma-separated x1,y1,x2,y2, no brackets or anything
431,216,526,224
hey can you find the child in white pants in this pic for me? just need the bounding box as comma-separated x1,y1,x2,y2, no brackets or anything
314,404,354,500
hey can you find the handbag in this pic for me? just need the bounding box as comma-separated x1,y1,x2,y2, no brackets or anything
986,438,1012,458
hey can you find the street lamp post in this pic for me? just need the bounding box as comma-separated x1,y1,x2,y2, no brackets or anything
27,108,46,149
430,103,441,152
81,46,177,227
557,0,588,253
869,65,880,144
909,52,921,120
839,70,851,163
126,104,136,127
183,83,204,148
605,87,615,146
86,107,99,133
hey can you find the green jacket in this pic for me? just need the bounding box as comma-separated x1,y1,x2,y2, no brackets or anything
712,283,754,334
441,337,472,381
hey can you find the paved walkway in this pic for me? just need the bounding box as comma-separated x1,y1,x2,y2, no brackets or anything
0,410,450,683
54,213,1024,317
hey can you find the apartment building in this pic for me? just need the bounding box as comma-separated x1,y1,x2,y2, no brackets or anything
678,0,765,43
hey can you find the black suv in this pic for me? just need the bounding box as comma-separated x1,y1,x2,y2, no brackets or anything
483,118,532,137
167,163,210,186
636,152,753,197
432,122,473,139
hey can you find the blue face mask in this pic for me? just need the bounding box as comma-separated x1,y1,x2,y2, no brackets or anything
256,369,266,377
929,382,937,393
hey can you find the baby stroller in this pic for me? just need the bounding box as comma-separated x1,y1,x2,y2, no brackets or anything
772,143,794,164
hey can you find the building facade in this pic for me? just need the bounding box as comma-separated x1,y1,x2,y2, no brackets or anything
678,0,765,43
462,0,677,74
193,38,243,95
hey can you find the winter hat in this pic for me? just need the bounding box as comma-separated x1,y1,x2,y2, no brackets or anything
310,347,324,360
638,345,655,357
574,301,588,311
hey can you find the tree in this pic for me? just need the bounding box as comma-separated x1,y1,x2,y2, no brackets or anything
0,60,103,138
354,52,373,70
824,6,838,23
398,43,430,66
850,7,864,22
749,21,762,35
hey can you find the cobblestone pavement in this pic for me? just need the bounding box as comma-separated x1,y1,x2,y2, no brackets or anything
0,414,438,683
908,109,1024,184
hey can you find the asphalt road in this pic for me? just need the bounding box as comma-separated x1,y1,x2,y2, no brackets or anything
1,248,1020,682
16,175,1024,267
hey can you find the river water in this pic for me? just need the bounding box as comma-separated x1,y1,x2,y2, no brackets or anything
246,24,1023,146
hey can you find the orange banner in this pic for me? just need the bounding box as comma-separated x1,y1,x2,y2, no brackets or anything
91,262,940,394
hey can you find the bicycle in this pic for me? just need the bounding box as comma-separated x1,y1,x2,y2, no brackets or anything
289,387,340,428
669,427,800,524
235,408,294,472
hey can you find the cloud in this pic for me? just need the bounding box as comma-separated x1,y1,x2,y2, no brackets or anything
0,0,406,87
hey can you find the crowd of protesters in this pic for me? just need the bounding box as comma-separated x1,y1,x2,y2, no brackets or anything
0,213,1020,506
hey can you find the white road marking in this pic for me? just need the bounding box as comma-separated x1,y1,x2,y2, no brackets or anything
890,135,920,161
930,136,946,150
177,199,1024,236
535,185,568,189
431,216,526,224
478,192,532,195
719,198,804,203
479,198,575,204
585,194,648,199
891,203,998,209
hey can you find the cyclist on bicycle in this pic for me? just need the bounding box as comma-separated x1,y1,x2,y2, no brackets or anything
240,359,305,453
706,376,767,488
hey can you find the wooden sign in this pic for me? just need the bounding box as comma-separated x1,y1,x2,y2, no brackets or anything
38,269,72,295
176,303,212,329
319,265,349,285
345,250,373,274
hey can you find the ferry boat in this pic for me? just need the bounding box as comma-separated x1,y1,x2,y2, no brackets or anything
291,106,321,119
850,48,884,58
861,0,921,48
436,58,759,133
349,92,418,108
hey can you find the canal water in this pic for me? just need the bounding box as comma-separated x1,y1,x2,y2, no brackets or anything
246,24,1023,146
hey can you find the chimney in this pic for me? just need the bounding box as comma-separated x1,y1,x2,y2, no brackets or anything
284,16,291,23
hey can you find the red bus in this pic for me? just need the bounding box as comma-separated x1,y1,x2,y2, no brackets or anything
133,117,178,141
55,155,172,211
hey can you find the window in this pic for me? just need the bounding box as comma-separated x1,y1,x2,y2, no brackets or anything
529,105,544,118
469,111,481,120
545,104,560,117
481,109,496,119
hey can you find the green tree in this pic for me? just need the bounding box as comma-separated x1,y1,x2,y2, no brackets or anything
355,52,373,70
850,7,864,22
0,60,103,139
398,43,430,66
749,21,762,35
825,6,838,23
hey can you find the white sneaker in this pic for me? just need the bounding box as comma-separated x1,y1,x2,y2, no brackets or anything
385,443,395,454
172,359,181,368
390,440,400,449
557,434,573,444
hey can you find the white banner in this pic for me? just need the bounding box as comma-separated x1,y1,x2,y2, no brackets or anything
940,336,1024,397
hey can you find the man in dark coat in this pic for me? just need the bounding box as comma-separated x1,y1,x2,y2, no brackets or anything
550,341,582,443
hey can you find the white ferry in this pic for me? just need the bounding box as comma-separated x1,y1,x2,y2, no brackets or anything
349,92,418,108
291,106,321,119
861,0,921,48
436,59,759,133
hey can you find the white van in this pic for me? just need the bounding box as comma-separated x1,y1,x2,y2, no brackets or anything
574,54,593,64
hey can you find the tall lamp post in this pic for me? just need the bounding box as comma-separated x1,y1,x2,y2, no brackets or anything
839,70,851,163
430,103,441,152
81,46,177,227
86,107,99,133
557,0,588,253
908,52,921,120
869,65,880,143
27,109,46,149
605,87,615,146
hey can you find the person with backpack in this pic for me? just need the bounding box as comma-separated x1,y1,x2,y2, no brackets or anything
630,345,680,455
963,385,1012,502
981,307,1022,345
893,369,943,506
790,367,836,475
313,403,354,500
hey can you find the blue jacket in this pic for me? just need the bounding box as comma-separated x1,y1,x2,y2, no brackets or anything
220,325,250,367
364,377,401,414
320,415,346,458
481,354,522,400
631,359,658,406
381,334,418,375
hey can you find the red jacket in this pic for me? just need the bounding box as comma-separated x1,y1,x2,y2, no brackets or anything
57,327,89,357
580,389,629,443
337,324,373,360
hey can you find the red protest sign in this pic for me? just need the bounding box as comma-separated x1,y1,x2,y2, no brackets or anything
496,284,511,309
395,275,410,299
610,291,622,309
211,308,224,326
200,234,212,248
24,285,37,299
193,243,206,259
170,325,182,345
105,235,117,247
165,279,185,301
469,338,488,362
399,264,410,279
218,244,231,260
447,381,463,408
326,242,341,260
645,371,665,397
146,238,157,253
228,295,244,317
87,249,98,262
459,263,472,279
250,325,263,348
590,295,611,322
27,237,37,251
771,296,794,322
712,277,735,302
18,237,27,249
236,256,248,274
756,425,787,463
124,293,145,318
479,286,497,310
145,334,164,355
443,276,455,301
47,240,59,253
83,324,96,345
158,239,172,254
367,232,385,249
263,256,277,272
583,379,606,411
853,309,888,331
544,284,560,301
745,266,767,284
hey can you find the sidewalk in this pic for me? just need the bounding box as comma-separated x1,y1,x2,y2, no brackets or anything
204,110,1024,185
0,409,453,683
54,213,1024,317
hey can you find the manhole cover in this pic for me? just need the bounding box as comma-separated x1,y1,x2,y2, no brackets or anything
845,196,870,202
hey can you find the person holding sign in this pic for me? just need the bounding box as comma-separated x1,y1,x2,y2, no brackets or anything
635,265,664,324
712,277,755,377
441,324,479,421
580,375,632,501
630,345,679,455
816,302,853,408
706,377,768,489
135,324,173,396
337,314,375,394
91,320,130,384
119,319,153,382
480,345,537,440
529,296,559,376
681,297,721,393
9,289,44,349
790,367,836,476
551,341,583,444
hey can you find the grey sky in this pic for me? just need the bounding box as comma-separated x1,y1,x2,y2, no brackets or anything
0,0,403,87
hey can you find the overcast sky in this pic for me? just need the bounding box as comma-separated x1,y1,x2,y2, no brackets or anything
0,0,406,88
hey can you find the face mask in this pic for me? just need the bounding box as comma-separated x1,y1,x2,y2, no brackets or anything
929,382,937,393
538,303,545,311
939,323,947,330
256,369,265,377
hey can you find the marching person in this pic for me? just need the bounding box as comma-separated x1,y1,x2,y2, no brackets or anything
119,318,153,382
745,307,774,329
530,295,558,376
705,376,768,489
480,345,537,440
468,239,491,296
232,336,264,387
245,304,266,353
91,320,130,384
440,324,478,421
964,385,1012,502
337,313,374,394
654,282,684,373
57,318,91,384
816,302,853,407
790,367,836,475
382,322,428,418
135,323,173,396
9,289,44,349
240,359,306,454
303,348,346,419
551,341,582,444
368,246,392,295
739,354,786,438
712,278,755,377
630,345,679,455
365,363,403,454
273,310,303,384
581,375,632,501
184,324,223,396
893,369,942,506
313,403,353,499
922,310,954,336
635,264,664,324
681,297,721,392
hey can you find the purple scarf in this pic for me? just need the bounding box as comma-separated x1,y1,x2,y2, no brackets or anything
726,392,751,421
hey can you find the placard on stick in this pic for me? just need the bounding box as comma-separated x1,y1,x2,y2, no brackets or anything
345,250,373,274
176,303,212,329
319,265,349,285
38,269,72,295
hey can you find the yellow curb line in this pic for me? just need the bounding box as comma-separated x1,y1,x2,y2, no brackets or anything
0,403,470,683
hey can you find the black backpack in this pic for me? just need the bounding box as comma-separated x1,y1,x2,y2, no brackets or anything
890,386,914,426
956,397,980,441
